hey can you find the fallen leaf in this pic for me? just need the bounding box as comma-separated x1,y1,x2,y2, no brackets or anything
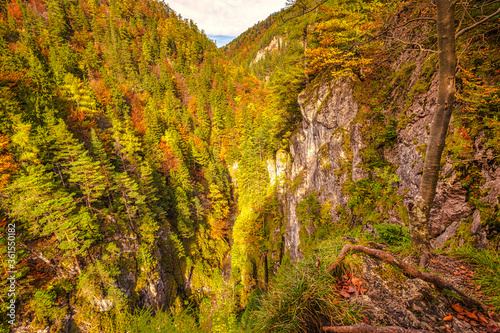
445,326,451,332
478,313,489,325
465,310,479,321
476,285,482,291
347,285,356,293
452,304,464,313
443,315,453,321
351,276,363,287
339,290,351,298
360,288,368,295
430,258,439,263
470,320,478,327
460,265,467,270
457,314,465,320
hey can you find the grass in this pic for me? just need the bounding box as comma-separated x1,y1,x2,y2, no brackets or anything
243,239,360,332
452,245,500,311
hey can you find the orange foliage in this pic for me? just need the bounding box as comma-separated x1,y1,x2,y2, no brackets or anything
8,0,23,26
125,91,148,136
89,74,112,105
158,140,179,174
0,135,17,190
27,259,54,288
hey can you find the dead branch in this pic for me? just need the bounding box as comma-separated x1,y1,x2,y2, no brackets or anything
388,35,438,53
456,5,500,38
323,323,430,333
326,244,489,312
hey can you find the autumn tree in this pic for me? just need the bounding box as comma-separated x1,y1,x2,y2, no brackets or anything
410,0,500,266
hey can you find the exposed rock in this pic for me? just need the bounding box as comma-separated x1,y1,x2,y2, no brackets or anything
139,272,167,308
431,220,460,249
350,257,445,331
347,256,496,332
252,36,283,64
429,184,471,237
267,158,277,186
92,297,114,312
285,78,358,261
471,210,489,249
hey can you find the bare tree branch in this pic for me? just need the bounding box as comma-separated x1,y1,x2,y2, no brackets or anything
388,35,438,53
280,0,329,23
456,5,500,38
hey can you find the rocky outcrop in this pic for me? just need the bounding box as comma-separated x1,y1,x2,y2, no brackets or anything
347,255,498,332
280,47,500,260
282,78,360,261
252,36,284,64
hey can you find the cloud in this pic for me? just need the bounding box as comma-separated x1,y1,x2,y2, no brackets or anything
165,0,285,37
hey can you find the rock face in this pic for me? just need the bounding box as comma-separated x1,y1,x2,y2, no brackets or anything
252,36,283,64
280,48,500,260
283,78,360,261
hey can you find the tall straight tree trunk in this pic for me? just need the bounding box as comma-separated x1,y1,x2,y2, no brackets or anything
409,0,456,267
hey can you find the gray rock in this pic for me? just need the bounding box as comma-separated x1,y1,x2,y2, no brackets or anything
431,220,460,249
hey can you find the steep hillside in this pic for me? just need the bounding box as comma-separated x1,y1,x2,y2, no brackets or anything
226,0,500,332
1,0,500,332
0,0,283,331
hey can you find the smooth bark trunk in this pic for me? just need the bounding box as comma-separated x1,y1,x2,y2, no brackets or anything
410,0,456,267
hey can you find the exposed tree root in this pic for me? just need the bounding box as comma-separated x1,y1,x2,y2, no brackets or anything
326,244,489,312
323,323,430,332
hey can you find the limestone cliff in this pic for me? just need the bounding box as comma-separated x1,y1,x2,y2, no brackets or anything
278,48,499,260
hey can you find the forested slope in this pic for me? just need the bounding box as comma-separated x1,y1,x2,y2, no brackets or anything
0,0,284,331
1,0,500,332
225,0,500,331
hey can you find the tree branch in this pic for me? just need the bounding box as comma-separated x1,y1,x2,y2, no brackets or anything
323,323,430,333
326,244,489,312
455,6,500,38
388,36,438,53
280,0,329,23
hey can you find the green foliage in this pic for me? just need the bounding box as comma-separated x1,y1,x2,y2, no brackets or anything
244,254,358,332
453,246,500,311
297,192,334,253
373,223,412,255
120,308,201,333
344,166,403,226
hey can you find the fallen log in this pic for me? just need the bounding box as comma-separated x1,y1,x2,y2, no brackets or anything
323,323,430,332
326,244,488,312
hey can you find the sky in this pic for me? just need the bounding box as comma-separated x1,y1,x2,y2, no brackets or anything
165,0,286,47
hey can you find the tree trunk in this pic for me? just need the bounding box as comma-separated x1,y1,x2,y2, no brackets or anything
263,252,269,290
410,0,456,267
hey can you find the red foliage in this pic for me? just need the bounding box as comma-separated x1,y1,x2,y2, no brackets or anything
8,0,23,26
124,91,148,136
27,0,47,16
158,140,179,175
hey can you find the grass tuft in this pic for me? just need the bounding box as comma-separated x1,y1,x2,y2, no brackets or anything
452,246,500,311
244,239,359,332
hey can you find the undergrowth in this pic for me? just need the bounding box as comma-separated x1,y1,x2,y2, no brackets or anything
243,238,360,332
452,246,500,311
373,223,412,256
